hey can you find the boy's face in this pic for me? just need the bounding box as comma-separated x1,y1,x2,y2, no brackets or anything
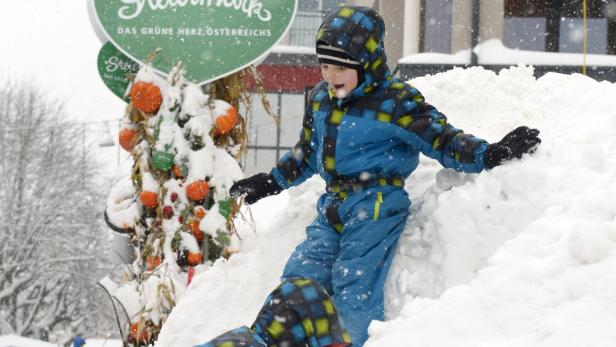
320,63,359,98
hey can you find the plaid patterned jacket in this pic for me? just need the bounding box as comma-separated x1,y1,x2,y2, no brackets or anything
271,6,488,190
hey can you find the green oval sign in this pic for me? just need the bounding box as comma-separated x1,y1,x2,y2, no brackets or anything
97,41,140,100
90,0,298,85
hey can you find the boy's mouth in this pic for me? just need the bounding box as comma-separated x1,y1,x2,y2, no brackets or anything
333,84,345,89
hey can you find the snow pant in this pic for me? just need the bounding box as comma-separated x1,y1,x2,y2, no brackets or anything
281,186,411,346
194,277,352,347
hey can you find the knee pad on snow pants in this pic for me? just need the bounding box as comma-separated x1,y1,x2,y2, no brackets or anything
195,278,352,347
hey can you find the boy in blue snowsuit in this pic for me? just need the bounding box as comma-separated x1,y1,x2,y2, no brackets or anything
231,6,540,346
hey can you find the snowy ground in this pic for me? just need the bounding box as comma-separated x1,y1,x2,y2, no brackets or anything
0,335,121,347
154,65,616,347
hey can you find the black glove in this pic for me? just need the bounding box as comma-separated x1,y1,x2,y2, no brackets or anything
483,126,541,169
229,172,283,204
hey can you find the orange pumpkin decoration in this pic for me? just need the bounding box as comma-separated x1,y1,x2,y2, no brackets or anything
186,252,202,266
186,180,210,202
139,191,158,208
187,219,204,242
192,229,204,243
119,128,139,152
214,102,239,136
194,206,207,220
146,255,161,271
130,81,162,114
187,219,200,233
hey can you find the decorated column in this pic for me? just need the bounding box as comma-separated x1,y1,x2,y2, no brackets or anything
90,0,297,345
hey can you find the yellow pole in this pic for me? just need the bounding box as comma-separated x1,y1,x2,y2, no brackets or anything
583,0,588,75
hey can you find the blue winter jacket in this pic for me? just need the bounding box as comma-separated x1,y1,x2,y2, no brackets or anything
271,6,488,190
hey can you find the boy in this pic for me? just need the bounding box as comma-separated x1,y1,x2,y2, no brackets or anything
231,6,540,346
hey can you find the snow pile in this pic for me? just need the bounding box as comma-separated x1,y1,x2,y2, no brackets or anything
84,339,123,347
0,335,55,347
157,66,616,346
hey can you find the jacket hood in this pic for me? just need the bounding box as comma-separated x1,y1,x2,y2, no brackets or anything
316,6,391,93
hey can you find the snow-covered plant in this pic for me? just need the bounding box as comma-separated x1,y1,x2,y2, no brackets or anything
103,64,246,345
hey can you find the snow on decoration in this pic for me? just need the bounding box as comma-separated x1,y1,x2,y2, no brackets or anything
103,63,247,346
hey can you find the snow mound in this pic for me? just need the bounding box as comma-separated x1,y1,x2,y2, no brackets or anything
158,66,616,347
0,335,55,347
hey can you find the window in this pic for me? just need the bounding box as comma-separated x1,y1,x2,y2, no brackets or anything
561,0,608,53
503,0,611,54
505,0,546,16
288,0,344,47
421,0,453,53
561,0,606,17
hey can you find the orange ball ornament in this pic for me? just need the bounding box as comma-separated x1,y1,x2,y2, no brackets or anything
130,81,162,114
186,180,210,202
214,101,239,136
192,229,204,243
186,252,202,266
119,128,139,152
187,219,199,233
139,191,158,208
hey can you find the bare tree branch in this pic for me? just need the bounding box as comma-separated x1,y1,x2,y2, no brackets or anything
0,79,115,341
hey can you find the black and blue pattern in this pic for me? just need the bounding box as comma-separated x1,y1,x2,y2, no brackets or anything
271,6,488,191
267,8,490,345
194,278,351,347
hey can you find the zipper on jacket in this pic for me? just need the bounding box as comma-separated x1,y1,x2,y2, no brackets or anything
373,191,383,221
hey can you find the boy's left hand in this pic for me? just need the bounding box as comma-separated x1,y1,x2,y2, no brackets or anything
483,126,541,169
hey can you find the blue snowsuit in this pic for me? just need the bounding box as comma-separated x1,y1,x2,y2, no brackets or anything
271,6,489,346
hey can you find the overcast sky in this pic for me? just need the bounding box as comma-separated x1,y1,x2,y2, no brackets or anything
0,0,124,123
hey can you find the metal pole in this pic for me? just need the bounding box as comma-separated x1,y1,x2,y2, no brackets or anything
276,93,282,161
470,0,480,66
582,0,588,75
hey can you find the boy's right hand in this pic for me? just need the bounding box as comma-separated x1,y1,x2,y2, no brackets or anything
229,172,283,204
483,126,541,169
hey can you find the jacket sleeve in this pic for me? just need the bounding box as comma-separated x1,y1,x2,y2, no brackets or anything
394,84,488,173
270,90,320,189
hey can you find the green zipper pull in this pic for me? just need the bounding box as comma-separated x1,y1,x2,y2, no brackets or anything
373,191,383,221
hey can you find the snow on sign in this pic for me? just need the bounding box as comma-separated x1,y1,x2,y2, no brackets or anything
97,41,140,100
89,0,298,85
